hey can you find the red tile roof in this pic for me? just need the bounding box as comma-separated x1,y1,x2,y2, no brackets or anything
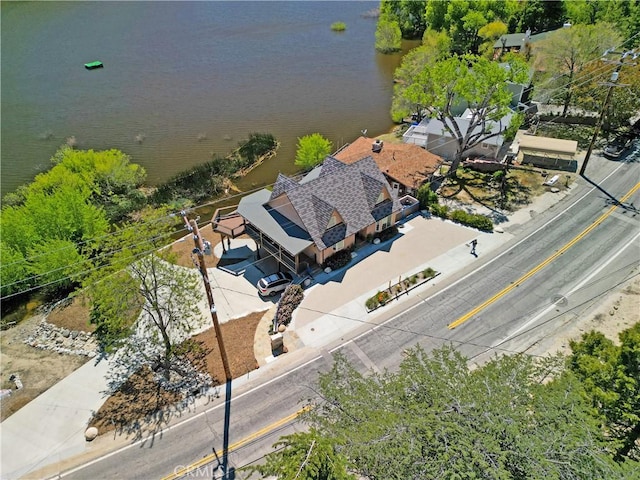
334,137,442,190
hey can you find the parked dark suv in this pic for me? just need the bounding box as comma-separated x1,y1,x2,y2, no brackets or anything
603,135,634,159
257,272,293,296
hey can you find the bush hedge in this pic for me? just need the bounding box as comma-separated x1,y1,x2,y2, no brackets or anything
322,249,352,271
430,205,493,232
376,225,399,242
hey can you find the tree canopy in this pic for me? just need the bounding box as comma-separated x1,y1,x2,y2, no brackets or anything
399,53,529,174
565,0,640,44
569,323,640,461
255,345,635,479
374,12,402,54
85,207,204,384
294,133,333,171
531,22,623,116
0,146,149,299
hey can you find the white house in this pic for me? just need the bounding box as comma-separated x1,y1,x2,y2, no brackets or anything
403,109,514,161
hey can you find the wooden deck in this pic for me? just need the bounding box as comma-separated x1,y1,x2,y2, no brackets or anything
212,207,245,238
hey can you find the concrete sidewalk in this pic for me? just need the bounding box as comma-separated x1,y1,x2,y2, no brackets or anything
0,185,574,480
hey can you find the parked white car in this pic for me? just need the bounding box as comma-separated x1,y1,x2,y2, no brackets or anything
257,272,293,296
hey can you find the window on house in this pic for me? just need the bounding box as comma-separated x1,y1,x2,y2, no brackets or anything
375,215,392,232
333,240,344,251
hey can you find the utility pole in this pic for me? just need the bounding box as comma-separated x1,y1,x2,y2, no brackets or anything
181,211,232,381
580,49,637,176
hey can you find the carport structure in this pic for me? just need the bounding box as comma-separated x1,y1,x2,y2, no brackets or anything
515,134,578,172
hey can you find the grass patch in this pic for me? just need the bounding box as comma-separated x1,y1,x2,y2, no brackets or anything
439,167,550,212
331,21,346,31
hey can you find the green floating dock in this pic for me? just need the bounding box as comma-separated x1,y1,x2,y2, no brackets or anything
84,61,103,70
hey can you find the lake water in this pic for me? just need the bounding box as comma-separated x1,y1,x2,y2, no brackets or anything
1,1,415,197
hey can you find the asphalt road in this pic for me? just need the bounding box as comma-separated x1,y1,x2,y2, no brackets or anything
57,154,640,480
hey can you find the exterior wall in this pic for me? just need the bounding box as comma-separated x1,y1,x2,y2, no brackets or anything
319,234,355,265
522,154,578,172
427,134,458,160
465,143,500,159
268,194,305,229
303,243,322,265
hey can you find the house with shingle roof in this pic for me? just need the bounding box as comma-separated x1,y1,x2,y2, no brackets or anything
237,156,401,273
333,136,443,197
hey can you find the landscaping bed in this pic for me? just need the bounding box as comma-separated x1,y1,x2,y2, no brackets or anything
365,268,439,312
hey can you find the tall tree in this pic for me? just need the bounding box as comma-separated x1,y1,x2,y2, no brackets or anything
531,23,623,116
374,12,402,54
380,0,427,39
85,208,204,383
517,0,566,33
572,55,640,132
569,323,640,460
391,33,451,122
401,54,529,175
259,346,629,478
566,0,640,44
294,133,333,171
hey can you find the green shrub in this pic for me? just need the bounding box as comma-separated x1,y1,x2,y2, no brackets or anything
422,267,436,279
376,225,398,242
322,249,352,271
416,183,439,210
450,210,493,231
331,22,346,31
365,296,379,311
430,204,450,218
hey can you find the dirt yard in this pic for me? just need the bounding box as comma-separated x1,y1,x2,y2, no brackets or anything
0,301,94,422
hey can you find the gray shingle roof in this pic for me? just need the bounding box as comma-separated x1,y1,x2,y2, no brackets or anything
238,156,401,254
270,173,299,200
284,156,401,250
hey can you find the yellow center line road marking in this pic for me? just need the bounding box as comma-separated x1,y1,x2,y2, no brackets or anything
162,406,310,480
448,181,640,330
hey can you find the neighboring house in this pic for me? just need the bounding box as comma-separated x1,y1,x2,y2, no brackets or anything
333,136,443,197
237,156,401,273
403,109,514,161
492,28,554,59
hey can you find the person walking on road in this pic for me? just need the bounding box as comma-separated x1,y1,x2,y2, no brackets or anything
470,239,478,256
